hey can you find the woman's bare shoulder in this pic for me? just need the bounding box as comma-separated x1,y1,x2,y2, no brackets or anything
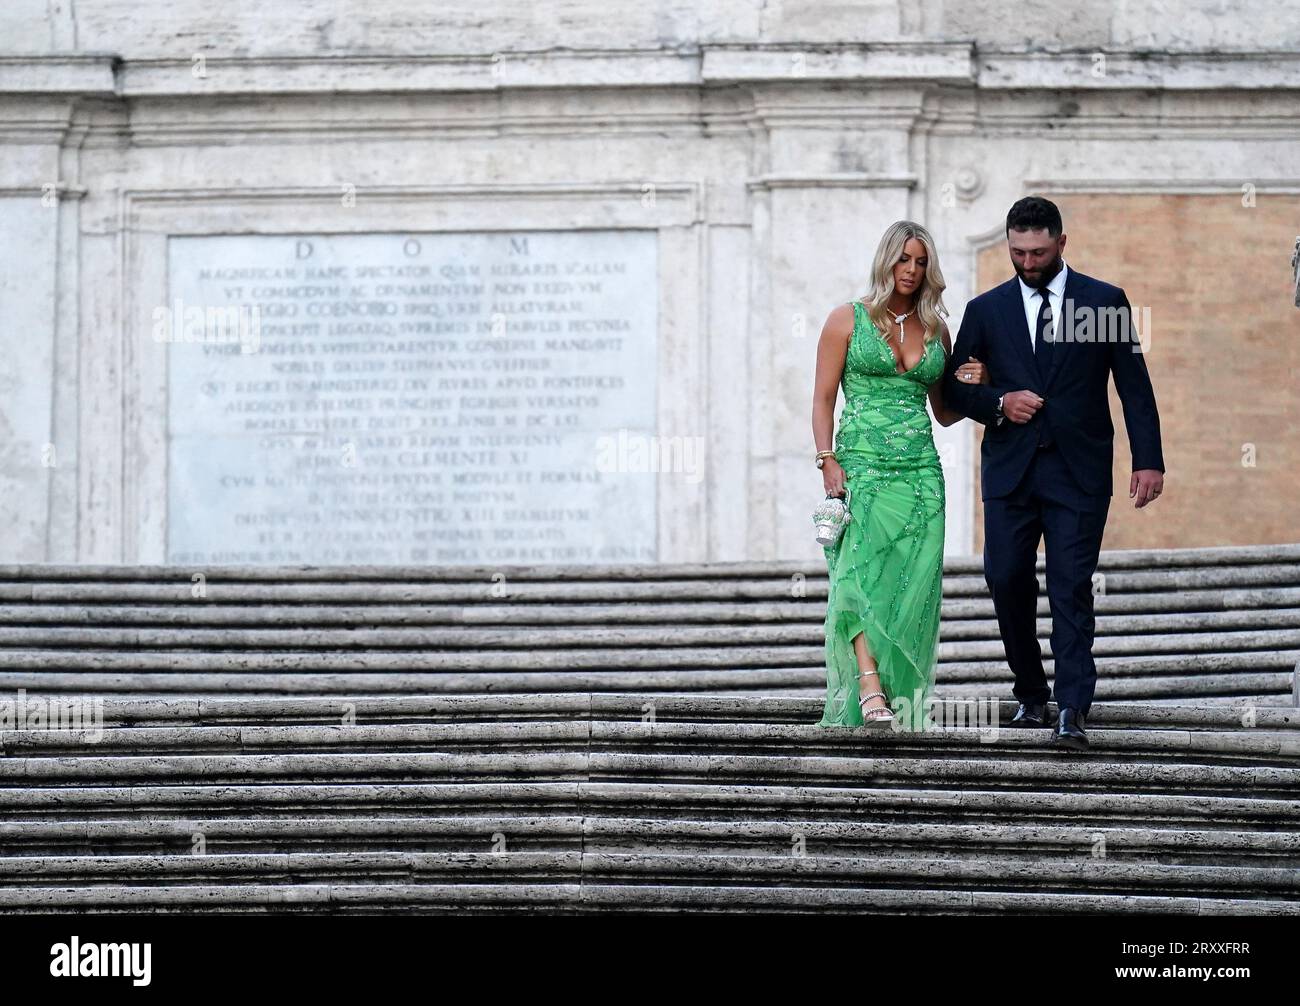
822,301,858,339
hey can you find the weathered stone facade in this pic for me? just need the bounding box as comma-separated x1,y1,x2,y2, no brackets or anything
1,1,1296,562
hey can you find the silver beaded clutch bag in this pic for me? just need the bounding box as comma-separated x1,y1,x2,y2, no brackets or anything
812,489,851,546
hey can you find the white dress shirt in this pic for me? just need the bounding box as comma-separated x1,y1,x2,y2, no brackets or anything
1018,260,1068,351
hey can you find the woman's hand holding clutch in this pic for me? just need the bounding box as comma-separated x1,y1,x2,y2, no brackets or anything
822,457,846,499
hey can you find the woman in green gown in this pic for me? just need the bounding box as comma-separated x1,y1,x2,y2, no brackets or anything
811,221,990,732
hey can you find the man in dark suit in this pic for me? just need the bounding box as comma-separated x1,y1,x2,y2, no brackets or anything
942,196,1166,749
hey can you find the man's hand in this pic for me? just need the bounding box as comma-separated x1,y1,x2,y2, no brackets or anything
1001,390,1044,423
1130,469,1164,508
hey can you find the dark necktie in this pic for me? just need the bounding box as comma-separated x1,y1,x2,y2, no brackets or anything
1033,288,1054,447
1034,287,1054,378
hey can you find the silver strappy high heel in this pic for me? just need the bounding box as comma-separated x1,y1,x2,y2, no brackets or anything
858,670,895,724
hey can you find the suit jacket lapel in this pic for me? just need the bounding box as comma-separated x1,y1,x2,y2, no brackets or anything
999,279,1041,388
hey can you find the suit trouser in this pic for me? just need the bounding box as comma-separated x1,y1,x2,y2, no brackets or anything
982,443,1111,717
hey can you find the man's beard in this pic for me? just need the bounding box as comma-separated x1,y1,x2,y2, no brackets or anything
1013,252,1063,289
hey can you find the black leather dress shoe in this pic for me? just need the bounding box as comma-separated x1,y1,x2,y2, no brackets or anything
1052,708,1088,749
1009,701,1050,727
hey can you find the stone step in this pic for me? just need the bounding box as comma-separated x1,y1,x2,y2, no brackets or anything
0,747,1290,782
0,664,1290,702
0,645,1294,672
1,748,1296,802
3,541,1299,582
2,779,1288,828
0,881,1294,915
1,620,1297,650
0,851,1293,900
6,692,1295,727
0,563,1297,602
4,590,1298,627
2,815,1295,863
3,720,1298,760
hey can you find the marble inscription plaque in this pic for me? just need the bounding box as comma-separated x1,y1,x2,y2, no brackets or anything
164,231,658,564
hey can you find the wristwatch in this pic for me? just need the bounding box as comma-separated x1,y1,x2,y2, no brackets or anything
815,450,836,469
994,394,1005,426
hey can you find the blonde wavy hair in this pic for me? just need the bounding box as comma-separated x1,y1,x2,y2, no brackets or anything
861,220,949,344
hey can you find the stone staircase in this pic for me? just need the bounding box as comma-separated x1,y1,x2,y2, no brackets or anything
0,543,1297,704
0,542,1297,913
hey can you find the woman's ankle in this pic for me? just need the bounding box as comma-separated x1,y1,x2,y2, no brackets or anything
858,668,888,707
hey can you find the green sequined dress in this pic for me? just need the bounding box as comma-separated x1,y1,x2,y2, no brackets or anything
818,300,946,732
